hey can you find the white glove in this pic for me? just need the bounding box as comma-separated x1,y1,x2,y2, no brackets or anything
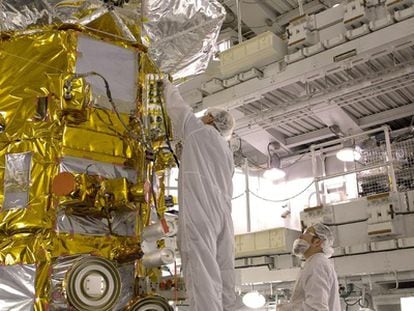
162,77,171,92
162,78,182,105
161,77,192,139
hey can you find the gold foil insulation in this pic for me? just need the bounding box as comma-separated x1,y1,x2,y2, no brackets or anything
0,25,173,310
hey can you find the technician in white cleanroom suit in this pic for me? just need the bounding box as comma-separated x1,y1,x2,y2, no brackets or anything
162,79,236,311
278,223,341,311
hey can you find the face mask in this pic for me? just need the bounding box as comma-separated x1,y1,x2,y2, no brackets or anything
292,238,310,257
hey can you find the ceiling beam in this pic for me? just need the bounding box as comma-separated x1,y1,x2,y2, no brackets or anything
358,103,414,128
286,127,334,148
311,102,362,135
235,124,290,155
265,127,292,153
201,19,414,114
234,107,291,159
273,0,326,27
285,103,414,148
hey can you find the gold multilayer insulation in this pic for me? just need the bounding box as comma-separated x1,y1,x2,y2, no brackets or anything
0,20,174,310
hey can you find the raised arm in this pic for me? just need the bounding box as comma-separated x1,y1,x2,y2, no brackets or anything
162,79,202,139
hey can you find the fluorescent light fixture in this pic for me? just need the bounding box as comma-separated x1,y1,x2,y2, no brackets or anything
194,109,207,118
401,296,414,311
336,147,361,162
263,167,286,180
242,291,266,309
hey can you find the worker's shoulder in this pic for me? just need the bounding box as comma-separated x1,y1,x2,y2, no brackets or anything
307,253,334,270
191,125,225,144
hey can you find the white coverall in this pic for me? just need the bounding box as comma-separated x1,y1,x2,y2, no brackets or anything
278,253,341,311
163,81,236,311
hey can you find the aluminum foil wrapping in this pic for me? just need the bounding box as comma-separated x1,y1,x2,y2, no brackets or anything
0,264,36,311
0,233,140,306
60,156,137,183
111,211,137,236
0,0,142,44
56,209,110,236
0,232,53,308
56,209,136,236
113,263,136,311
142,0,226,78
50,255,81,311
9,229,142,308
0,145,60,233
142,247,175,268
142,221,167,242
3,152,32,210
56,156,138,236
142,219,176,242
0,0,57,31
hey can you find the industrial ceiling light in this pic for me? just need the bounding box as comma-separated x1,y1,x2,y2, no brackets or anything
263,167,286,180
264,142,286,181
336,147,361,162
336,139,361,162
329,126,362,162
242,291,266,309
